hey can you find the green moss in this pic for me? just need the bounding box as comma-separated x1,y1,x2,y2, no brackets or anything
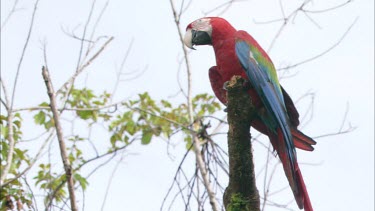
227,193,250,211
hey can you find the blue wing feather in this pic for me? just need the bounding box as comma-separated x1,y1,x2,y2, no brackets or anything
235,40,296,169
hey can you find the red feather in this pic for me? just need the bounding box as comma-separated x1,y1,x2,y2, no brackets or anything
201,17,315,210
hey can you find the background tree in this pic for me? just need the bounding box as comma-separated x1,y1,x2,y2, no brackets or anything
1,0,373,211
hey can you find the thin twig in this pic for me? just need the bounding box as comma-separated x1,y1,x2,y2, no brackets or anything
56,36,114,97
12,99,124,112
203,0,245,16
101,151,126,211
161,144,193,210
302,0,352,14
75,0,97,70
86,0,109,58
278,17,358,71
0,76,10,109
11,0,40,110
0,0,20,30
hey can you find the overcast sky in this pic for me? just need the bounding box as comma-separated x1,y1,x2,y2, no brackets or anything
1,0,374,210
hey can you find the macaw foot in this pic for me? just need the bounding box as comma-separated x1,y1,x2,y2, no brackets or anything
223,81,230,91
223,79,252,91
242,80,252,90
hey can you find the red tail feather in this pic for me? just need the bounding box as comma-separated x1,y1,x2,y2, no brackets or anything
296,164,313,211
269,130,313,211
292,129,317,151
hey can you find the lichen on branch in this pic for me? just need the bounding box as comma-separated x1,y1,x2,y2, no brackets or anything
224,75,260,211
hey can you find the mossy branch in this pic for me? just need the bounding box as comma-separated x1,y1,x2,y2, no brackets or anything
223,76,260,211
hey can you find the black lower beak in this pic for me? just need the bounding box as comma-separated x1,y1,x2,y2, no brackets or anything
192,30,212,46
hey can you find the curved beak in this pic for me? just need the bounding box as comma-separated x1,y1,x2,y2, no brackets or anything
184,29,196,50
184,29,212,50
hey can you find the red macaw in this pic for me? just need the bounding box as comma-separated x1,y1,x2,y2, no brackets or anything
184,17,315,211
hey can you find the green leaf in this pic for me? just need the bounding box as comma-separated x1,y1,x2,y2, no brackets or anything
39,102,49,107
110,133,121,148
161,100,172,108
141,130,153,145
34,111,46,125
44,119,54,130
13,120,21,129
77,110,94,120
74,173,89,190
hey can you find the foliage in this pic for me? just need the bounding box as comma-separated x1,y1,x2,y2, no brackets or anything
0,113,33,210
0,88,221,210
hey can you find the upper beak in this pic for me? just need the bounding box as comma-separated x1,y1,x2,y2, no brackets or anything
184,29,196,50
184,29,212,50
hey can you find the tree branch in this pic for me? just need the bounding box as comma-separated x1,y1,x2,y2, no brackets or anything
11,0,40,109
223,76,260,211
168,1,220,210
41,66,78,211
0,77,14,185
0,130,54,188
56,36,114,96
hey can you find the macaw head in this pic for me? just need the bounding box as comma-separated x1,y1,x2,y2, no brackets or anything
183,17,235,49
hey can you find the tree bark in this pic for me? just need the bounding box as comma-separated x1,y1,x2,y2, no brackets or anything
42,66,78,211
223,76,260,211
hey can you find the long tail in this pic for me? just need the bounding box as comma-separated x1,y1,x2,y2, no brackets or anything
269,131,313,211
296,164,313,211
251,120,316,151
292,129,317,151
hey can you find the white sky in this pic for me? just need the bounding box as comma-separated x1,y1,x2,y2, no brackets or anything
1,0,374,211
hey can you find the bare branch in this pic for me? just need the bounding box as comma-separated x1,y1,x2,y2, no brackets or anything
75,139,136,172
161,144,193,210
278,17,358,71
101,152,126,211
42,66,78,211
313,125,356,140
265,0,313,52
0,76,10,110
0,109,15,184
302,0,353,14
75,0,97,70
86,0,110,58
56,36,114,96
111,38,134,100
12,99,123,113
11,0,40,110
0,72,15,185
261,144,271,211
169,0,220,209
0,0,20,30
23,176,38,211
203,0,246,16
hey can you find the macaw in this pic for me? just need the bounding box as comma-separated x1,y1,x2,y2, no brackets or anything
183,17,315,211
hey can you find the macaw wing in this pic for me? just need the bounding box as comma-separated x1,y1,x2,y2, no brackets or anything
234,38,297,173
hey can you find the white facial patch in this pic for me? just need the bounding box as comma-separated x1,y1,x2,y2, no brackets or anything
192,18,212,36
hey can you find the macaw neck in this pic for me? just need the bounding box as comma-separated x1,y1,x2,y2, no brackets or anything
211,24,237,50
210,25,245,78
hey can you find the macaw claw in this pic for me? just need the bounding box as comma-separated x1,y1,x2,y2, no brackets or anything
223,81,230,90
242,80,252,90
